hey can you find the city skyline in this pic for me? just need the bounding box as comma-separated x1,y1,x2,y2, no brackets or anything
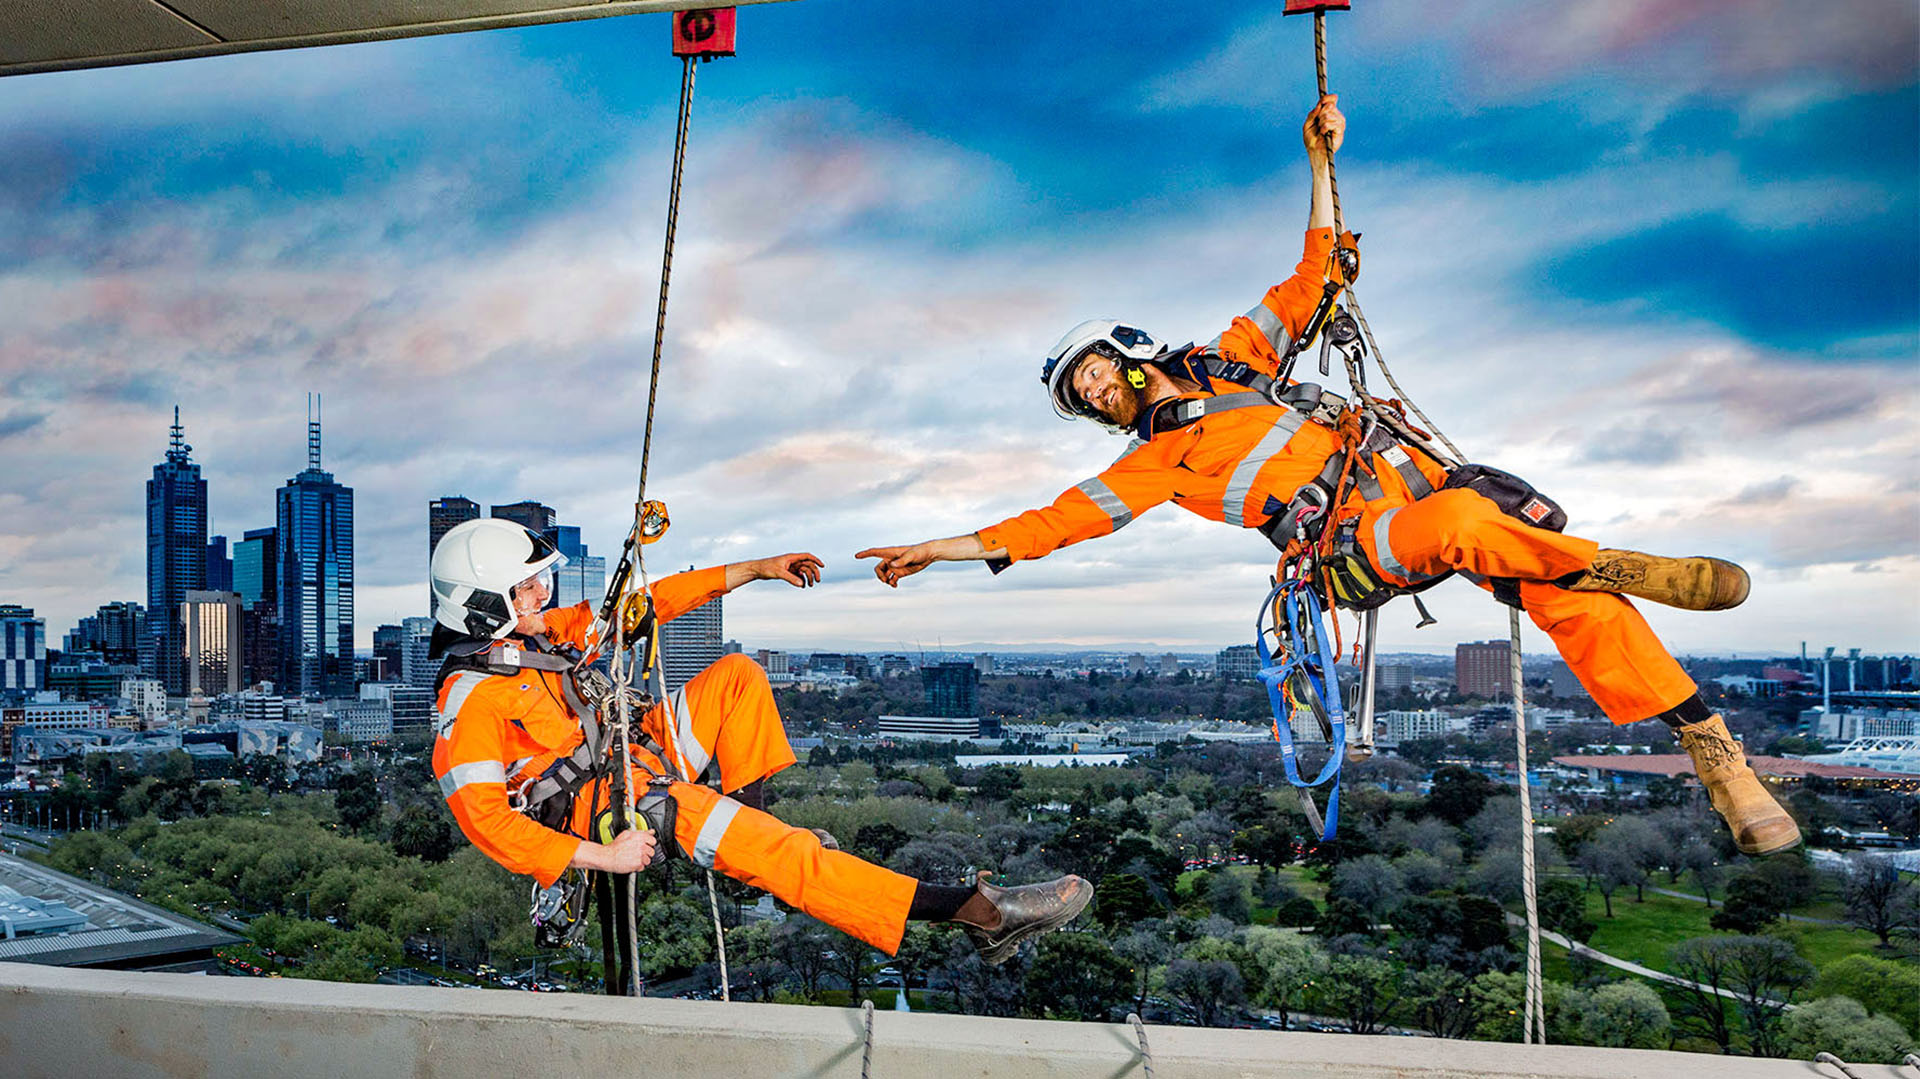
1,2,1913,657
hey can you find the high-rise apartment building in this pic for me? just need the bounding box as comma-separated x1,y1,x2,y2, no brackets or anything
64,601,145,665
922,662,979,718
660,569,722,692
491,500,556,534
205,535,233,592
372,624,404,679
1215,643,1260,681
146,408,208,694
277,396,354,697
233,527,279,686
1455,640,1512,699
182,590,243,697
401,616,438,689
1,605,47,694
545,525,606,610
427,497,480,611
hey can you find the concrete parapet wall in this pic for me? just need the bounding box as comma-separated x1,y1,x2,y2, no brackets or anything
0,962,1899,1078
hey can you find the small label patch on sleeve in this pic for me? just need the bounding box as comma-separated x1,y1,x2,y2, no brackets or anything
1520,498,1553,524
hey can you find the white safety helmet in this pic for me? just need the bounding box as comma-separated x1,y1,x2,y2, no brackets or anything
430,518,567,640
1039,318,1165,435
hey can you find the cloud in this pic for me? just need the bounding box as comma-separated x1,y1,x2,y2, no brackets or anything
0,409,47,440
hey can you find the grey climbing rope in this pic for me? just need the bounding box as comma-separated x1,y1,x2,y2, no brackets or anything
1815,1052,1866,1079
707,868,730,1002
860,998,877,1079
1127,1013,1156,1079
1509,613,1545,1044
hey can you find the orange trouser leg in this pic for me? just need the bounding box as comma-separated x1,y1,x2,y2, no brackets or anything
642,653,797,795
669,781,919,954
1367,487,1696,724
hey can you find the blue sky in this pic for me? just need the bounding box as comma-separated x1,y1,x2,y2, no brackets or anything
2,0,1915,657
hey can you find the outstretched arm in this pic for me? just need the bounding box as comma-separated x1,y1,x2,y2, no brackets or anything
1212,94,1349,372
856,534,999,587
724,552,823,592
1305,93,1343,231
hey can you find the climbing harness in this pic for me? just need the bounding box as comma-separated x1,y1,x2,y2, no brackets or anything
1262,0,1549,1042
1254,579,1345,841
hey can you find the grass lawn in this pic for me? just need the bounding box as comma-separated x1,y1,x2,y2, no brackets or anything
1573,882,1890,972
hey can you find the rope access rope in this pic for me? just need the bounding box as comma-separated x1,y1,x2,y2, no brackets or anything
1309,7,1546,1043
860,998,877,1079
1509,613,1545,1044
706,868,731,1001
1127,1013,1156,1079
1814,1052,1866,1079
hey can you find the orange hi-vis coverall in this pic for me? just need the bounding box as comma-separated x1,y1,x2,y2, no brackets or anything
977,227,1696,726
431,566,919,953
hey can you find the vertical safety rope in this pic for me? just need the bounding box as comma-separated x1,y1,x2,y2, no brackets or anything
1127,1013,1156,1079
706,868,731,1001
638,53,697,505
1308,9,1545,1042
1510,612,1544,1044
859,998,877,1079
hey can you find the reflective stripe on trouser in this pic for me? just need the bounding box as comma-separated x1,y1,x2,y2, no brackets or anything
670,780,918,954
562,774,917,954
1362,486,1697,725
640,652,797,795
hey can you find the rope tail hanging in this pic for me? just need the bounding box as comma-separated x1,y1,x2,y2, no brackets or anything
1286,0,1546,1042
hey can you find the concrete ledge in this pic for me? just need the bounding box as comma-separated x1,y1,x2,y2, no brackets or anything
0,962,1900,1078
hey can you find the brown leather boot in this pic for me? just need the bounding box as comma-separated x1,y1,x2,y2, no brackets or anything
1675,715,1801,855
956,872,1093,966
1564,549,1750,610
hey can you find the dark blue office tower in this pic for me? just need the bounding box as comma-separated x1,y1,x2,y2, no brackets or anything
146,407,207,695
276,395,354,698
205,535,233,592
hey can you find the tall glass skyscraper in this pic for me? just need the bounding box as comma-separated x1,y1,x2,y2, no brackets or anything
146,407,207,695
427,496,479,614
0,604,47,693
233,527,279,688
545,525,607,611
659,565,722,693
277,397,354,698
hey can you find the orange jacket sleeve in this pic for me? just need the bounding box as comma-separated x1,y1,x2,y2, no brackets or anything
651,565,728,624
976,429,1196,564
538,564,727,650
1212,227,1339,374
435,676,581,888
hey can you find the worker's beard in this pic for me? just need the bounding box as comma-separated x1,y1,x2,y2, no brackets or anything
1086,368,1144,429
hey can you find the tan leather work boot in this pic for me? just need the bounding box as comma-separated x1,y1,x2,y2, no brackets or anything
1564,549,1750,610
1675,715,1801,855
958,872,1093,966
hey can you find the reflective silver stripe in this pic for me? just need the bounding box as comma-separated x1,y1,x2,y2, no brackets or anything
1075,477,1133,531
1243,301,1286,345
1372,506,1441,583
691,796,743,868
506,756,535,779
437,760,506,798
670,688,712,781
1111,438,1146,466
1222,411,1307,526
435,671,490,735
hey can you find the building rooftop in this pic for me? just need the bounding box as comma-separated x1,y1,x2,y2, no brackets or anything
1552,753,1909,782
0,853,240,968
5,962,1897,1079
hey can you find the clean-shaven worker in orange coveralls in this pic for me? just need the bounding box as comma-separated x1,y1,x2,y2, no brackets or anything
428,518,1089,962
859,96,1797,857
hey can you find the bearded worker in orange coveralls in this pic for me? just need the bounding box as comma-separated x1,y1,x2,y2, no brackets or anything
428,518,1089,963
859,96,1797,857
